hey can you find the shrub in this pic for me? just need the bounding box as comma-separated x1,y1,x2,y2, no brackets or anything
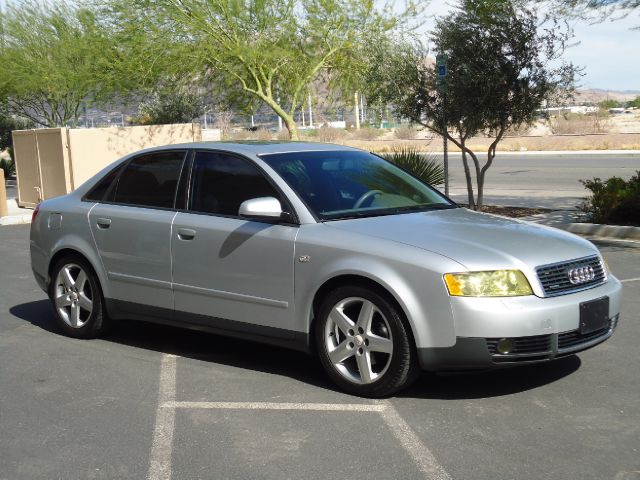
317,127,346,143
0,158,16,178
549,112,610,135
393,124,417,140
381,147,445,187
579,171,640,226
350,127,383,140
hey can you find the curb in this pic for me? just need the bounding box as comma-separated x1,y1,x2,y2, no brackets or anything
565,222,640,241
0,214,32,226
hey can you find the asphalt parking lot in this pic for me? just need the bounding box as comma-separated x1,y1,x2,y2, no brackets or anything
1,224,639,480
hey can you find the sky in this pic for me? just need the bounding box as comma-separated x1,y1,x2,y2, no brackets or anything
420,0,640,92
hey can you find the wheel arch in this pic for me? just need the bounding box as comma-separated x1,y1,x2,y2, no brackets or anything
47,242,110,300
308,273,418,353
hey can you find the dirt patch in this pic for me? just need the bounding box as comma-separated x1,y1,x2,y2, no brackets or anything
339,132,640,152
463,205,553,218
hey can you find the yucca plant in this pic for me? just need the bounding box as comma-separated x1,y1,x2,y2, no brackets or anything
381,147,445,187
0,158,15,178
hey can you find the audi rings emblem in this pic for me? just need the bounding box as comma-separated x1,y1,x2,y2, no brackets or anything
568,266,595,285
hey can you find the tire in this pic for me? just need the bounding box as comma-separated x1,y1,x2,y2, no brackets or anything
48,255,109,339
315,285,419,397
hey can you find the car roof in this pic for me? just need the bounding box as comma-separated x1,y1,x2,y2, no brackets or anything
140,141,362,156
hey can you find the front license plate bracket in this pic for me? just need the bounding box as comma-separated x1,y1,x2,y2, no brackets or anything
579,296,609,335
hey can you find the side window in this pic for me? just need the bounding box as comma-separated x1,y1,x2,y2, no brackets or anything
84,163,124,202
112,151,185,208
189,151,281,216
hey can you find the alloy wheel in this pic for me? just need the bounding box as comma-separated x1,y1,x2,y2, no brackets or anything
54,263,94,328
324,296,394,384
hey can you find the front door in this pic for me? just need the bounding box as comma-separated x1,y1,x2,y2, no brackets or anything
171,151,298,337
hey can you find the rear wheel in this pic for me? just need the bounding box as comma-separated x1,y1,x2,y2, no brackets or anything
315,285,418,397
49,256,109,338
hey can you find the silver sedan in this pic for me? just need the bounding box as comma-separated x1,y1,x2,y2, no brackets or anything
30,142,623,397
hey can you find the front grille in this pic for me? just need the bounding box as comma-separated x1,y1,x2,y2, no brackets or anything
536,255,606,297
558,320,612,350
486,334,552,355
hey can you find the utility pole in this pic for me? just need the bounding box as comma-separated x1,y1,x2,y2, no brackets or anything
308,94,313,128
354,92,360,130
436,54,449,197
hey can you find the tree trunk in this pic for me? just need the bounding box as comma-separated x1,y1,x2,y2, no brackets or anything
460,139,476,210
262,95,299,140
283,115,299,140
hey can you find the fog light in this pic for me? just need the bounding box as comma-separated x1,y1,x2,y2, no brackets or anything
611,314,619,329
497,338,513,354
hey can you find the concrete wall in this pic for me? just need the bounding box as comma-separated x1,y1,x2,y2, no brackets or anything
12,123,202,207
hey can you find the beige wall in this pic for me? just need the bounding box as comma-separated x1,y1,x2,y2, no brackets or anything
13,123,202,207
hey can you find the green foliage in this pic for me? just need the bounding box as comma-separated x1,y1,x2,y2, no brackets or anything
0,158,16,178
138,92,202,125
580,172,640,226
536,0,639,25
381,147,445,187
0,1,125,126
109,0,415,140
599,99,621,109
365,0,577,209
628,97,640,108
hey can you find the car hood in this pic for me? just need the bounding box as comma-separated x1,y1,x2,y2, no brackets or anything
324,208,598,271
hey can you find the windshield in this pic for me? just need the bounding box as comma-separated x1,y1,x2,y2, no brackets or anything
260,150,456,220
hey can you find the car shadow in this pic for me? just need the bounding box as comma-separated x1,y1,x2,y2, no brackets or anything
401,356,581,400
11,299,581,400
9,299,335,392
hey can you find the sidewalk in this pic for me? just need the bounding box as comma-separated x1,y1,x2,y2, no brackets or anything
521,210,640,242
1,198,33,226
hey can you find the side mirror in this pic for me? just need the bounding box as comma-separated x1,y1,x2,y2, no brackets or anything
238,197,283,219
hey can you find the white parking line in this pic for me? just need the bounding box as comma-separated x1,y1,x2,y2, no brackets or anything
621,277,640,283
147,354,177,480
166,400,387,412
379,401,452,480
147,353,452,480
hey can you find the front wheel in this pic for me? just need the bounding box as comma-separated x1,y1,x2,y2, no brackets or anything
49,256,109,339
315,286,419,397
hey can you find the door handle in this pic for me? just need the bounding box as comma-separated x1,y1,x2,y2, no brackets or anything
96,218,111,229
177,228,196,240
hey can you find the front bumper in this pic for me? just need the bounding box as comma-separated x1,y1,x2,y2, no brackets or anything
418,314,619,371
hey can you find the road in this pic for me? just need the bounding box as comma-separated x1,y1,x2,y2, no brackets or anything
0,224,639,480
438,152,640,208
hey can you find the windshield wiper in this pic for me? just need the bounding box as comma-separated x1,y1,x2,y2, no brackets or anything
321,203,457,221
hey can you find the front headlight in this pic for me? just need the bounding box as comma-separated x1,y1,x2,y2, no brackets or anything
444,270,533,297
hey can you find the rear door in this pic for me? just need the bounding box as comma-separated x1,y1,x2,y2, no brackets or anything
171,151,298,336
88,150,186,314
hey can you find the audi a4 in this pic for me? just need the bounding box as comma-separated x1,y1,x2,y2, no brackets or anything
30,142,622,396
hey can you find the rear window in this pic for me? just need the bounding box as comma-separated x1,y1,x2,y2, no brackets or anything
111,151,186,209
84,164,124,202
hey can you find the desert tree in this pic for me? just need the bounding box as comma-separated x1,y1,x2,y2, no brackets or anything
366,0,578,209
112,0,418,140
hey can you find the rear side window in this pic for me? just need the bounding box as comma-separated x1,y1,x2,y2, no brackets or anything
112,151,186,208
189,151,281,216
84,164,124,201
